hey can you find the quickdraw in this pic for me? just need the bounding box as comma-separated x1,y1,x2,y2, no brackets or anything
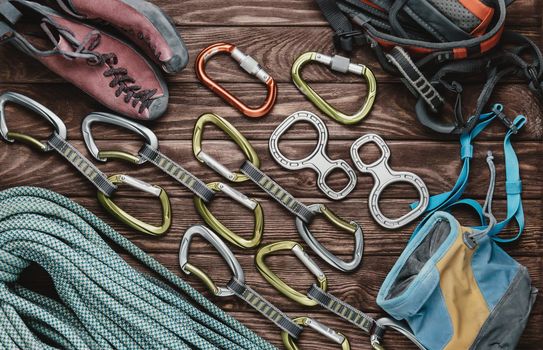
350,133,429,229
179,225,351,349
195,43,277,118
255,240,427,350
0,92,171,236
291,52,377,125
269,111,357,200
82,112,264,248
192,113,364,272
314,0,543,134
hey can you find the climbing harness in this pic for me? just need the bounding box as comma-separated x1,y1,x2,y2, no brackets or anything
194,113,364,271
195,43,277,118
291,52,376,125
410,104,526,241
378,153,537,350
0,186,274,349
281,317,351,350
0,92,171,236
255,240,426,350
350,133,428,229
269,111,357,200
178,225,303,338
314,0,543,134
82,112,264,249
192,113,260,183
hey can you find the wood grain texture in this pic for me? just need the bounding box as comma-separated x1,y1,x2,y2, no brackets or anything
1,0,542,349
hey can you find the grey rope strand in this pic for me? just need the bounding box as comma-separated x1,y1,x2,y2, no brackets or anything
0,186,276,350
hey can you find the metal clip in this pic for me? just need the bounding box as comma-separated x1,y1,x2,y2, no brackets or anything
255,241,327,306
195,42,277,118
193,113,260,182
178,225,245,297
492,105,518,134
194,182,264,249
282,316,351,350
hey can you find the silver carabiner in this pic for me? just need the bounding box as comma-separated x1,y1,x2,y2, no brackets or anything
178,225,245,297
350,134,429,229
296,204,364,272
371,317,427,350
269,111,357,200
0,91,67,152
82,112,158,164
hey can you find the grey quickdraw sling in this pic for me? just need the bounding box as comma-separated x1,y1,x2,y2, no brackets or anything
0,186,275,349
315,0,543,134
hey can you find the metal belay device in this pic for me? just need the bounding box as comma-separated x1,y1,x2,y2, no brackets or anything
377,152,537,350
0,186,274,349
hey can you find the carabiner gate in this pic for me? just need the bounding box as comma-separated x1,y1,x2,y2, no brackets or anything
82,112,158,165
281,317,351,350
179,225,245,297
196,43,277,118
0,91,67,152
255,241,327,306
97,174,171,236
193,113,260,182
193,182,264,249
291,52,377,125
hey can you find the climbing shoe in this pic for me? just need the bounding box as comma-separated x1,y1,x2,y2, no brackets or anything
53,0,188,74
0,0,169,120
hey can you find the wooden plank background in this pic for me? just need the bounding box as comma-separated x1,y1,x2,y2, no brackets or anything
1,0,542,349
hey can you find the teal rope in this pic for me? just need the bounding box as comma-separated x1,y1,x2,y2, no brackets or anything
0,186,276,350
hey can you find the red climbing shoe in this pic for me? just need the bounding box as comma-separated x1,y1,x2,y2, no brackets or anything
54,0,188,74
0,0,169,120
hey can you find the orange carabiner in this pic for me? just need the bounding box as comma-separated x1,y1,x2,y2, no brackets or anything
195,42,277,118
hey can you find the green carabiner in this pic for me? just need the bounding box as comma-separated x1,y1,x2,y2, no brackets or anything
291,52,377,125
255,241,328,306
281,317,351,350
194,182,264,248
193,113,260,182
97,174,172,236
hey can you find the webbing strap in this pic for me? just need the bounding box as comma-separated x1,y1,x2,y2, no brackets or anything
314,0,355,51
307,284,375,334
240,161,314,224
0,186,275,349
227,278,303,339
47,133,116,197
386,46,443,111
139,144,215,202
0,0,21,25
410,106,526,241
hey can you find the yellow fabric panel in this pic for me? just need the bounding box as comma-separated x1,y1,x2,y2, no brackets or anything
436,226,490,350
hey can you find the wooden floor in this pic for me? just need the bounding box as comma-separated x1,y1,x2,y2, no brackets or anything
1,0,542,349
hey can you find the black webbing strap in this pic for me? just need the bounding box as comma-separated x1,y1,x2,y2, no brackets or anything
240,161,314,224
139,143,215,202
314,0,356,51
308,284,376,334
227,277,303,339
47,133,116,196
386,46,444,112
0,0,21,25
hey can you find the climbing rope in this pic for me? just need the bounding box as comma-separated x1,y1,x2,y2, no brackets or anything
0,186,276,350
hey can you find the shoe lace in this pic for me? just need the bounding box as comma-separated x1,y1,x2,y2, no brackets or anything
41,18,158,113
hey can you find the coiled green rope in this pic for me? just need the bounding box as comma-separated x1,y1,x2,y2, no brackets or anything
0,186,276,350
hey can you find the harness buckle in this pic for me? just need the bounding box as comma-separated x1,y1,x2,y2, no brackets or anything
333,30,363,52
492,106,518,134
